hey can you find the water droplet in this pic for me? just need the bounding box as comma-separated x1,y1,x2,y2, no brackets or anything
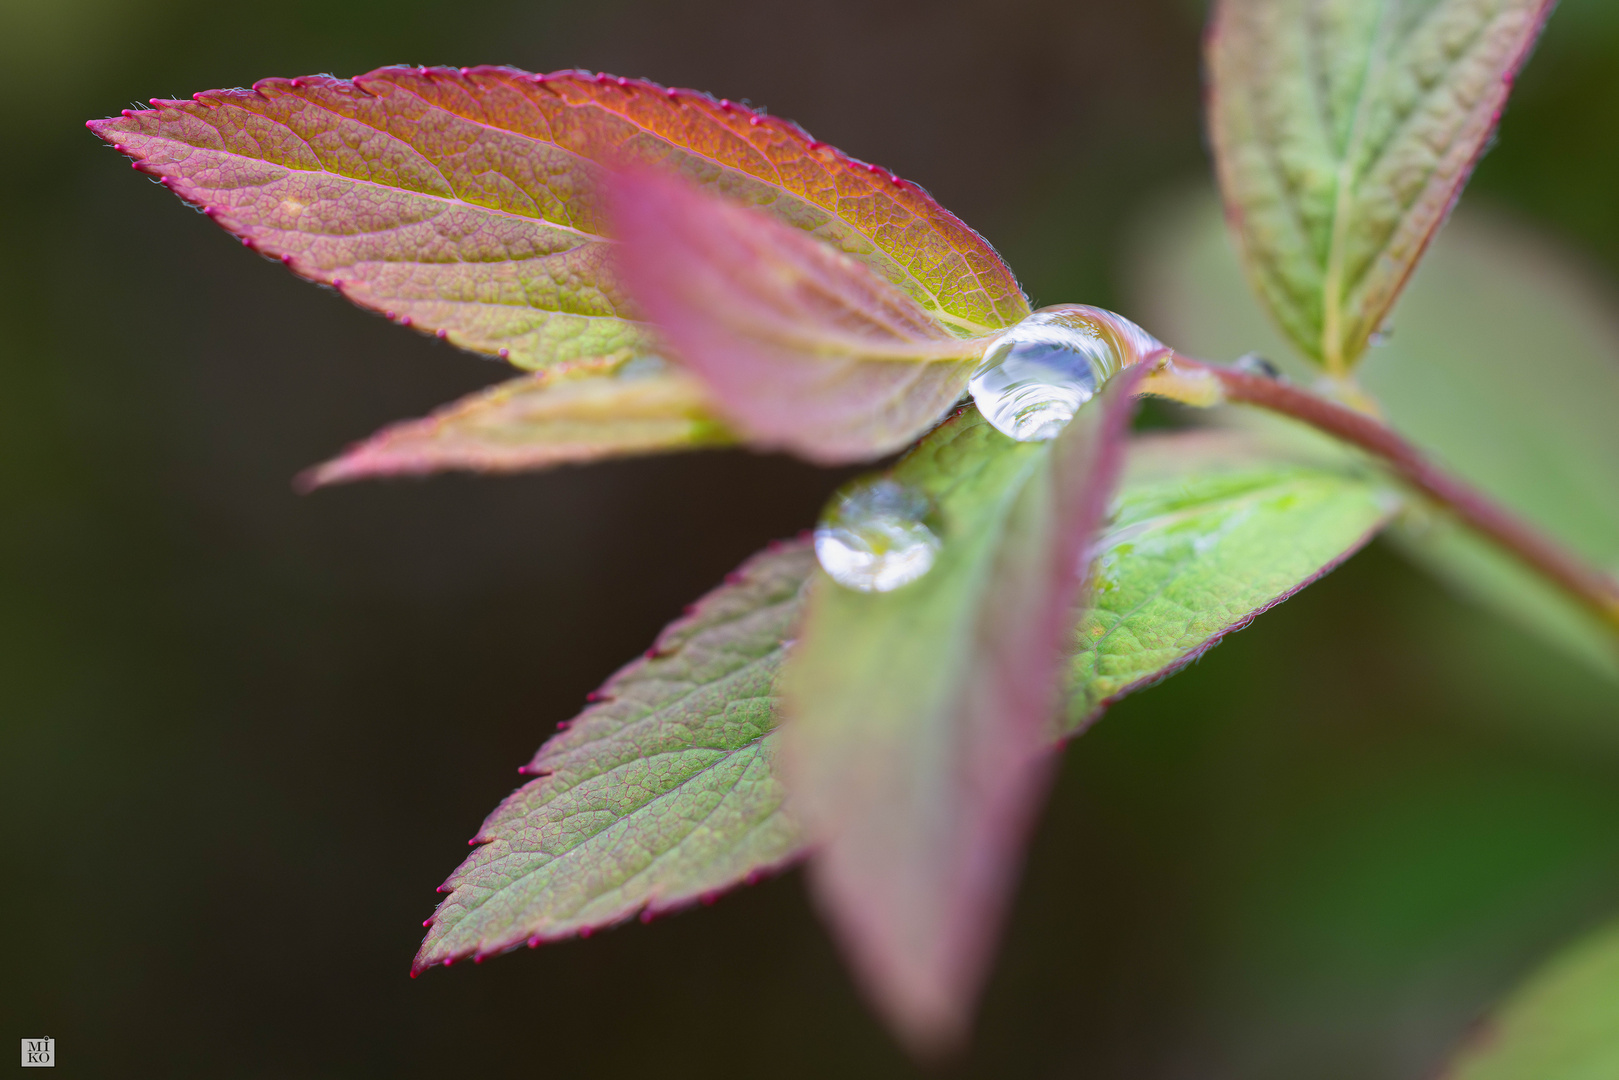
968,305,1162,441
1369,322,1395,347
814,478,940,593
1233,352,1282,379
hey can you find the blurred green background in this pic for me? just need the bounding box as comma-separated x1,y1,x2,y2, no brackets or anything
2,0,1616,1076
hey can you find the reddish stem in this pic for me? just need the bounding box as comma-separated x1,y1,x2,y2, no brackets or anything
1175,357,1619,633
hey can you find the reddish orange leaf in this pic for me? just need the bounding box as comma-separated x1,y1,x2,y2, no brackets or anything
88,66,1028,371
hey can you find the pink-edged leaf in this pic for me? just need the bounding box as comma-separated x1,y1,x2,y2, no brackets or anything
301,360,733,488
611,170,994,464
1208,0,1555,372
89,66,1027,370
414,540,814,973
778,369,1144,1055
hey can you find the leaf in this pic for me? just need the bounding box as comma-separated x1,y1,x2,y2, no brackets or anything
413,540,813,972
779,370,1143,1055
1208,0,1555,372
409,402,1403,983
1444,916,1619,1080
300,359,734,488
1131,192,1619,676
611,170,994,464
1068,427,1398,729
88,65,1027,371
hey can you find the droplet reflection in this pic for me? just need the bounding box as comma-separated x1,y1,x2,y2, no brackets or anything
968,305,1162,442
814,478,940,593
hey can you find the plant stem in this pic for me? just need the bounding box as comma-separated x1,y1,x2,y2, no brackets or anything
1173,356,1619,634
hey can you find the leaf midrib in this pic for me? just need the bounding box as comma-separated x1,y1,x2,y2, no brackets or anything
1317,0,1501,368
1320,0,1397,373
444,726,782,936
534,639,788,793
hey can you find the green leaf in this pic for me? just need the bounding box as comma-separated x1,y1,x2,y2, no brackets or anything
611,170,993,463
779,372,1143,1055
1445,916,1619,1080
1068,428,1398,729
413,541,813,972
1132,192,1619,676
88,66,1027,371
301,359,734,488
409,407,1405,983
1208,0,1555,372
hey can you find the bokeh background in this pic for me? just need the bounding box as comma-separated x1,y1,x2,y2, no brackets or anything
3,0,1617,1076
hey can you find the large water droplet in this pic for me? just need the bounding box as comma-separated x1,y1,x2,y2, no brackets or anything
968,305,1162,442
814,477,940,593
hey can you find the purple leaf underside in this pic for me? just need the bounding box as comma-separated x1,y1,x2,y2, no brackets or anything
612,170,993,463
780,370,1145,1055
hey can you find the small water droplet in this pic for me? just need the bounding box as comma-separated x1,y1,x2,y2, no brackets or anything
1369,322,1394,347
814,478,940,593
1233,352,1282,379
969,305,1161,441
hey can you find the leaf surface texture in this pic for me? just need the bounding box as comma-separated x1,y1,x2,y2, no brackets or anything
1208,0,1553,370
1069,428,1396,728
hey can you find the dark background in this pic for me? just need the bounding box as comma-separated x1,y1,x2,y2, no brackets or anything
3,0,1617,1076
